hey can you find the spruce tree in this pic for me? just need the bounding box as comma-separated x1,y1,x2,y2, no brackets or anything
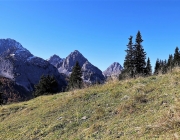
134,31,146,75
154,59,160,75
167,54,174,72
162,60,168,74
0,82,3,105
145,57,152,76
124,36,135,77
173,47,180,66
68,61,82,90
33,75,58,97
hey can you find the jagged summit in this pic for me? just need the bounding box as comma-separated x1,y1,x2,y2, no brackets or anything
71,50,80,54
103,62,123,78
0,38,31,54
48,50,105,83
0,38,33,61
47,54,64,68
61,50,88,72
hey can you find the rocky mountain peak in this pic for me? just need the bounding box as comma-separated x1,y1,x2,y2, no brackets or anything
48,54,61,60
47,54,64,68
0,38,30,53
61,50,88,73
103,62,123,78
0,38,33,60
49,50,105,83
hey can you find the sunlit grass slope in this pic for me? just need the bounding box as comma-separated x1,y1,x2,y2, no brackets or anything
1,69,180,140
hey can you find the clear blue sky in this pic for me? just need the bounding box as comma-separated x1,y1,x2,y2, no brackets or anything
0,0,179,71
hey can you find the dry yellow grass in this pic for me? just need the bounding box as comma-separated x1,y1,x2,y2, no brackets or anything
1,68,180,139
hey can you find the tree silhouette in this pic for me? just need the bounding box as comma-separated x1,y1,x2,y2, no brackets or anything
33,75,58,97
134,31,146,75
145,57,152,76
68,61,83,90
124,35,135,77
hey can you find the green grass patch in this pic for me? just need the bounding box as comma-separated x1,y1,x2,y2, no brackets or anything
1,69,180,139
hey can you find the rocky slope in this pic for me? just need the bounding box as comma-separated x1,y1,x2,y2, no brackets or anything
103,62,123,78
48,50,105,83
0,39,67,95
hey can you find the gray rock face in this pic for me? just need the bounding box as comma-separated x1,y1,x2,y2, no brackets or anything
47,54,64,68
48,50,105,84
103,62,123,78
0,38,67,92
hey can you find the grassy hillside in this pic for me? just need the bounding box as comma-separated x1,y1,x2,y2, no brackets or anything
1,69,180,140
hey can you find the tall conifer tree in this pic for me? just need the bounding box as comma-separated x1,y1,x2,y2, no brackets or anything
68,61,83,90
0,82,3,105
173,47,180,66
154,59,160,75
134,31,146,75
124,36,135,77
167,54,173,72
145,57,152,76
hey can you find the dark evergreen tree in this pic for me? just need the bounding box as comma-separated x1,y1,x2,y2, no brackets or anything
162,60,168,74
0,82,3,105
0,92,3,106
123,36,135,77
33,75,58,97
68,61,82,90
145,57,152,76
134,31,146,75
173,47,180,66
167,54,174,72
154,59,160,75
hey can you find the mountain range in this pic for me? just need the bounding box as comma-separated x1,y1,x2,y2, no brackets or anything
48,50,105,84
0,38,123,102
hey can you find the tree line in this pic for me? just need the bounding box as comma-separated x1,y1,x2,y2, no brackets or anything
119,31,152,80
120,30,179,80
154,47,180,75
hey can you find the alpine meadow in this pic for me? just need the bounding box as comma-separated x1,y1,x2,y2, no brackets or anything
0,1,180,140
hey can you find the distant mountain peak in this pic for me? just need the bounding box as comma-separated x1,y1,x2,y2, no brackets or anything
47,54,64,68
103,62,123,78
70,50,83,57
47,54,62,61
0,38,32,60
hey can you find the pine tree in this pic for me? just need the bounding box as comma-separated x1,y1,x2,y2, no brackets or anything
173,47,180,66
68,61,82,90
134,31,146,75
33,75,58,97
123,36,135,77
167,54,174,72
154,59,160,75
0,82,3,105
145,57,152,76
162,60,168,74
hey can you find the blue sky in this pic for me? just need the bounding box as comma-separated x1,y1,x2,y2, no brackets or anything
0,0,179,71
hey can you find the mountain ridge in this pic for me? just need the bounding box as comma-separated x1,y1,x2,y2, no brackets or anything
48,50,105,84
0,38,67,101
